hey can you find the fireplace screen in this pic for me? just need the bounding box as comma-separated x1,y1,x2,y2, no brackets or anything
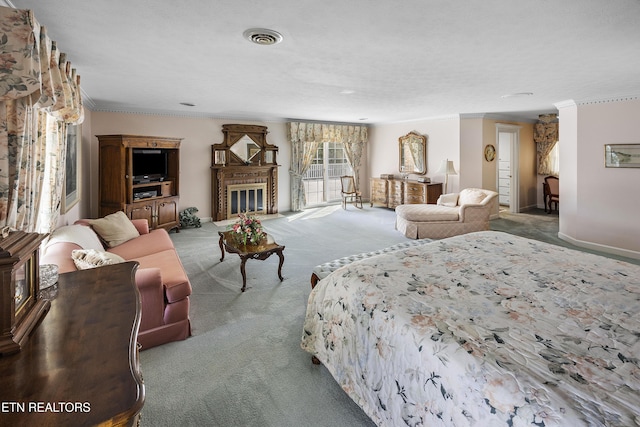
227,183,267,218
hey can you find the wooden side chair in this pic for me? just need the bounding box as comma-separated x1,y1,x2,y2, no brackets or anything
340,175,363,209
543,175,559,213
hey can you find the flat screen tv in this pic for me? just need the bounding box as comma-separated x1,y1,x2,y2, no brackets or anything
132,149,168,183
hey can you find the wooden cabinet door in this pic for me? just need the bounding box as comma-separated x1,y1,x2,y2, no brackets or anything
426,183,443,204
126,201,154,228
156,197,179,231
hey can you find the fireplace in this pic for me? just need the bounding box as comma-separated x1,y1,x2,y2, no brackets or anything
211,124,279,221
227,183,267,218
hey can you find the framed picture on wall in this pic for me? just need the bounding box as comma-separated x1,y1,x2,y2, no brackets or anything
62,124,81,213
604,143,640,168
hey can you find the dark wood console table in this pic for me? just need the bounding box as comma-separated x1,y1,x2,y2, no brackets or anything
0,262,144,426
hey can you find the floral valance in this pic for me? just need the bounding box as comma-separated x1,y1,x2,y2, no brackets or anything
287,122,368,145
0,6,84,124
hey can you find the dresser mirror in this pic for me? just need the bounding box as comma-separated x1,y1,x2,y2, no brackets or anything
230,135,261,163
399,131,427,174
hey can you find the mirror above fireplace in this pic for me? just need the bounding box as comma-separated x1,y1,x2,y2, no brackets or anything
230,135,261,163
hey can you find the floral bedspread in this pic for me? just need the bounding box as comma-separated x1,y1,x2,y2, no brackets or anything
301,231,640,426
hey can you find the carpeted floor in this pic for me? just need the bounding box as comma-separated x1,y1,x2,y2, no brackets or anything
139,206,637,427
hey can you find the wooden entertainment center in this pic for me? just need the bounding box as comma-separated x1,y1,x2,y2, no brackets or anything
97,134,182,232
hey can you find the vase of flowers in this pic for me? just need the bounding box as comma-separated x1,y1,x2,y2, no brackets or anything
229,213,266,246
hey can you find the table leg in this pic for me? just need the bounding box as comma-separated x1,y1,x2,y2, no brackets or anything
240,256,248,292
219,234,225,262
276,248,285,282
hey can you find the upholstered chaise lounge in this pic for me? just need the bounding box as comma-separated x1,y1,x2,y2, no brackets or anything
395,188,498,239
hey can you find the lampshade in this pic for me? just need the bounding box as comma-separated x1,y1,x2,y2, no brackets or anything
436,159,457,176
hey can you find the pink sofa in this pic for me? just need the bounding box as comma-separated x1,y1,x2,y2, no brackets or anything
41,219,192,350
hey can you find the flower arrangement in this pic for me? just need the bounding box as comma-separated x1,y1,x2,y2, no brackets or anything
230,213,266,246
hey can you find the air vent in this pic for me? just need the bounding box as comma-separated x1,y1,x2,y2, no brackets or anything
243,28,283,46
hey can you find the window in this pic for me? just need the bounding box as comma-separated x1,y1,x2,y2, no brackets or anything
303,142,353,206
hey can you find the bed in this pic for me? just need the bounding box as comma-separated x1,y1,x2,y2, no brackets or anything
301,231,640,426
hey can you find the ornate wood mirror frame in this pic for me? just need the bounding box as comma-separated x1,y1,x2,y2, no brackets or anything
212,124,278,167
399,131,427,174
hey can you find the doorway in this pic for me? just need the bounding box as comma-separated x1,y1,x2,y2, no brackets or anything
495,124,521,213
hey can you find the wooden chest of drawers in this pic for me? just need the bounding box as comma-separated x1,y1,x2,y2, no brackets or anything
370,178,442,208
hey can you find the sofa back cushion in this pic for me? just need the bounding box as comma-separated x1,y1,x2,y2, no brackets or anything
89,211,140,248
458,188,489,205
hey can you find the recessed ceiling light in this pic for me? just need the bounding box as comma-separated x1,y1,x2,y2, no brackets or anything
340,89,355,95
243,28,283,45
180,102,196,107
501,92,534,98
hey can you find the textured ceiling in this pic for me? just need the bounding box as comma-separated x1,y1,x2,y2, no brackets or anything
9,0,640,123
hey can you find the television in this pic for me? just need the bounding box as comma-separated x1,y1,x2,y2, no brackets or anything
132,149,168,183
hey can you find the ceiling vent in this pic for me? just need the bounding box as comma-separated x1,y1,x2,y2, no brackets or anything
243,28,283,46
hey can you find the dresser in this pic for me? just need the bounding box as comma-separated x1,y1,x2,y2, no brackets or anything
0,262,144,426
370,178,443,209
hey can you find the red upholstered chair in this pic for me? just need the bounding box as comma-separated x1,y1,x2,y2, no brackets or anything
543,176,559,213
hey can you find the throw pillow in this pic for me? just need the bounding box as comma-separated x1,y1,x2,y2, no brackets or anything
89,211,140,248
458,189,487,205
72,249,125,270
437,193,459,207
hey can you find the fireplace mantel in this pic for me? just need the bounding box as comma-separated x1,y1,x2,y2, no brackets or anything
210,125,279,221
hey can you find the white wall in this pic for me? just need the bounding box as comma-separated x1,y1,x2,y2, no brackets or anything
557,98,640,258
459,117,484,190
369,116,461,194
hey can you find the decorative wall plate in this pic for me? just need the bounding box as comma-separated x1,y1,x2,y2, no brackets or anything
484,144,496,162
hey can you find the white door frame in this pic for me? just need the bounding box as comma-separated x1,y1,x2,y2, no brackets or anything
495,123,521,213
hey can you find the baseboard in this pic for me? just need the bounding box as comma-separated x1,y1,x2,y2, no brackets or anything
558,232,640,261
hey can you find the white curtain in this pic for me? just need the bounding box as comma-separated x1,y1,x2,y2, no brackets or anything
287,122,368,211
0,7,84,233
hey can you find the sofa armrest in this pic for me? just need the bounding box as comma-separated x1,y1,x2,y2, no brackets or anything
135,267,166,331
131,219,150,235
40,241,82,274
459,204,490,222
